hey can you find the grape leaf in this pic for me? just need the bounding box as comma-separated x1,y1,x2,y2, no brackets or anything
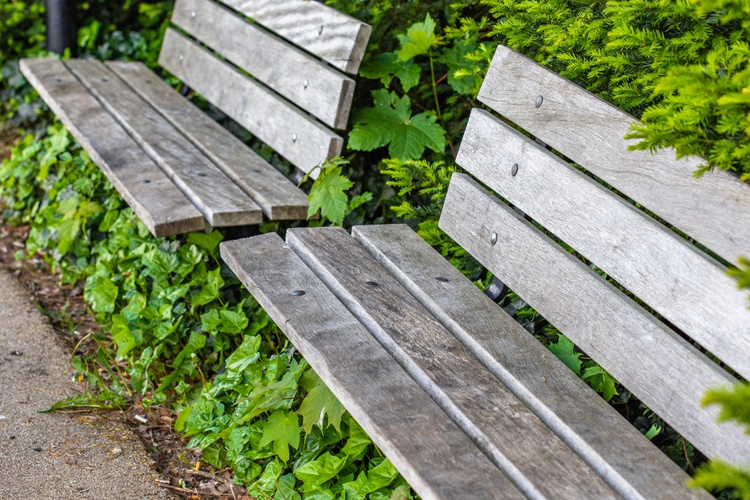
397,14,438,61
308,165,354,225
360,52,422,92
297,371,347,434
548,334,582,375
349,90,445,160
259,410,301,462
582,364,619,401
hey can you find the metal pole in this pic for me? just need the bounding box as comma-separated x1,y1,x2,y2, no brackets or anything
45,0,77,55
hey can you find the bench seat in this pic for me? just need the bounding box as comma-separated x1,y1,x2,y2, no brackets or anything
21,0,371,237
221,44,750,499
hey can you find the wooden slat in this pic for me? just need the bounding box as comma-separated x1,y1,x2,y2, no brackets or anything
353,224,708,500
159,29,342,177
171,0,355,130
18,58,205,237
219,234,523,500
106,61,309,221
215,0,371,74
286,227,618,500
65,59,262,228
456,108,750,382
478,45,750,264
439,173,750,466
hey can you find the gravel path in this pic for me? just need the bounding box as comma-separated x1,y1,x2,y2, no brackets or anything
0,268,170,499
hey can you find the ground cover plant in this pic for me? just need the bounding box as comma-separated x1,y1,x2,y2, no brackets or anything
0,0,749,497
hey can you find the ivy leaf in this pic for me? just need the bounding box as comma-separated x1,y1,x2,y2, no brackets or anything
226,335,262,374
341,417,372,459
350,90,445,160
582,364,619,401
397,14,438,61
111,313,138,358
297,371,347,434
294,452,347,491
548,334,582,375
259,410,301,462
220,309,249,334
187,230,224,254
85,274,118,313
308,165,354,225
360,52,422,92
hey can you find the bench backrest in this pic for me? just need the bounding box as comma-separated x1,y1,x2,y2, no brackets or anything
158,0,370,177
442,45,750,464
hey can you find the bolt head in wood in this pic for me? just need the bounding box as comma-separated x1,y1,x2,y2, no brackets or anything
511,163,519,176
291,290,306,296
365,281,379,287
304,79,309,89
535,95,543,108
179,54,184,61
491,232,498,245
435,277,449,283
191,10,197,18
318,25,324,36
292,133,298,143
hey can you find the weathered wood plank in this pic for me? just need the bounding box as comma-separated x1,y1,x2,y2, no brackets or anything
287,227,618,500
106,61,309,221
19,58,205,237
215,0,371,74
478,45,750,264
353,223,708,500
171,0,355,129
456,108,750,382
65,58,262,227
439,173,750,466
219,233,523,500
159,29,342,177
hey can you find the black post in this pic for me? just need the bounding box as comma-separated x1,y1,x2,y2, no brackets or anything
45,0,77,55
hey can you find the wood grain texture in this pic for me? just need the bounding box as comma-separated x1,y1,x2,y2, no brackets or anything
18,58,205,237
439,174,750,466
171,0,355,129
287,227,617,500
215,0,371,74
159,29,342,177
106,61,309,221
65,58,262,227
478,45,750,265
353,224,708,500
220,234,523,500
457,108,750,382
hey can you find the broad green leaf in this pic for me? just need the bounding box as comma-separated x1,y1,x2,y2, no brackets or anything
360,52,422,92
341,417,372,459
350,90,445,160
85,275,118,313
187,230,224,254
259,410,301,462
294,452,347,490
220,309,249,334
57,218,79,255
397,14,438,61
582,364,619,401
308,165,354,225
171,330,207,368
111,313,138,358
226,335,262,373
548,335,582,375
297,371,347,434
275,474,302,500
201,308,222,333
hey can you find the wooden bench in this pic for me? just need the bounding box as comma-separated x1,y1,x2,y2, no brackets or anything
224,46,750,498
19,0,371,237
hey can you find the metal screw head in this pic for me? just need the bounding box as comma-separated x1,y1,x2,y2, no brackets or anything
303,79,309,89
142,179,151,184
535,95,543,108
435,277,449,283
511,163,519,176
491,232,498,245
292,133,298,143
365,281,379,287
318,25,324,36
291,290,306,296
179,54,184,61
191,10,197,18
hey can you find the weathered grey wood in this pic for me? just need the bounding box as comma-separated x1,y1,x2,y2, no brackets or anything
219,234,523,500
65,59,262,227
457,108,750,382
353,223,708,500
478,45,750,264
159,29,343,177
286,227,617,500
215,0,371,74
439,173,750,466
106,61,309,221
19,58,205,237
171,0,355,130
